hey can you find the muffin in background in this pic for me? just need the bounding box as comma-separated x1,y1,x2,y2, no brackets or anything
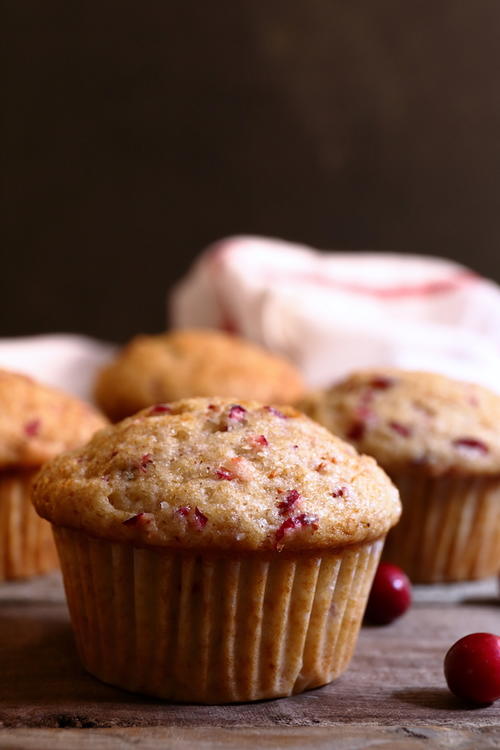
94,328,305,421
300,369,500,583
33,397,400,703
0,369,107,581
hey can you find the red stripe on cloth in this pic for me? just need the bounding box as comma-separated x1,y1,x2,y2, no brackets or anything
261,269,479,298
206,241,479,333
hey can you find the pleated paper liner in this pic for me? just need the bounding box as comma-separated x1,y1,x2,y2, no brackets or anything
0,470,58,580
383,473,500,583
53,527,384,703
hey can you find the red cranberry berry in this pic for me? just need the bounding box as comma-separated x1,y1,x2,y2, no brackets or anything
347,420,366,441
248,434,268,448
215,467,236,480
24,418,41,437
264,405,287,419
388,421,413,438
452,437,489,454
277,489,301,516
347,406,375,441
194,506,208,528
147,404,172,416
444,633,500,704
228,404,247,422
331,486,348,499
365,562,412,625
275,513,318,544
175,505,208,529
370,376,395,390
123,512,151,527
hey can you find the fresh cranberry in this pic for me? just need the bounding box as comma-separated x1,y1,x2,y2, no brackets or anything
452,438,489,454
365,562,412,625
444,633,500,704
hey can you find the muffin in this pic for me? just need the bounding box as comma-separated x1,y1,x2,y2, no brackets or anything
33,397,400,703
94,328,305,421
0,369,107,580
300,369,500,583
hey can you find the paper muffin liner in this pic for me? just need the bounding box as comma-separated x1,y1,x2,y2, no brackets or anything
0,471,59,580
53,526,383,703
383,473,500,583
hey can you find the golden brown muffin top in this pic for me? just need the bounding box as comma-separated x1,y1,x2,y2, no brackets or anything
0,369,107,469
299,369,500,477
94,329,306,421
33,397,400,552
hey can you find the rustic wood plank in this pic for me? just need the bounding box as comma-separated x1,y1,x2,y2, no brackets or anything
0,725,499,750
0,574,498,733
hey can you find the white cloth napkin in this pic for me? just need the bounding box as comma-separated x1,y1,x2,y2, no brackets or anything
0,334,116,402
170,236,500,393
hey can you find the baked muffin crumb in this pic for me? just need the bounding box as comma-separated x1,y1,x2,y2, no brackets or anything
0,369,107,469
33,397,400,552
94,329,306,421
300,369,500,477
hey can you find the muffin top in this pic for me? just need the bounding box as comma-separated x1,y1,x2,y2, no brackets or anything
0,369,107,469
299,369,500,477
33,397,400,552
94,329,306,421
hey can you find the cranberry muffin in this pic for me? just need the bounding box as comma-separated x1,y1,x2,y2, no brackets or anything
94,329,305,421
33,397,400,703
0,369,107,580
300,369,500,582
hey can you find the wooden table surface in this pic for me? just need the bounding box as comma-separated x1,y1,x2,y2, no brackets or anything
0,573,498,749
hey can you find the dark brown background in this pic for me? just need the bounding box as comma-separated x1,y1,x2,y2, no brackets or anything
3,1,500,342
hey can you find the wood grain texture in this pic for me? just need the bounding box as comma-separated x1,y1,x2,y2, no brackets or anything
1,725,500,750
0,574,498,737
